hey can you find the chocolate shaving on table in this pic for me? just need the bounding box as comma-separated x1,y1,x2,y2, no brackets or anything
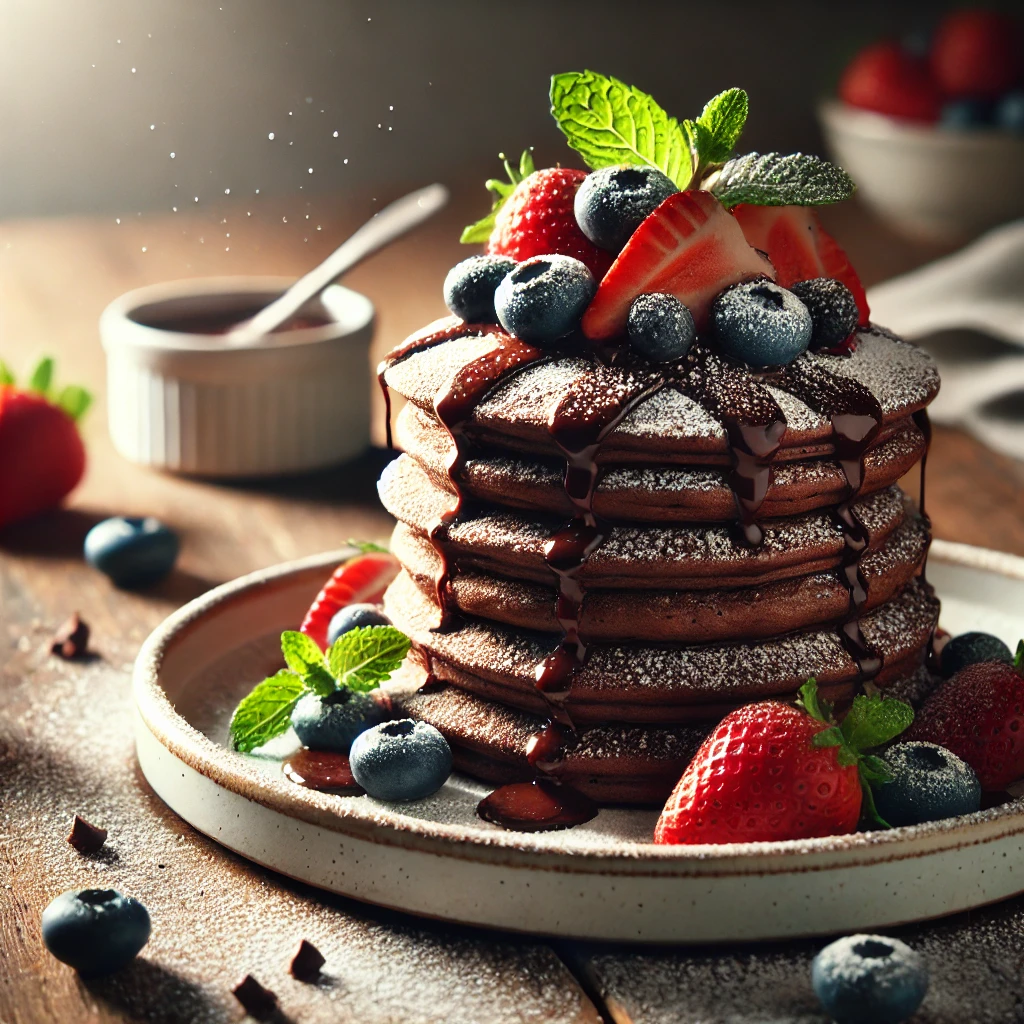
288,938,325,981
66,814,107,853
231,974,278,1020
50,613,89,659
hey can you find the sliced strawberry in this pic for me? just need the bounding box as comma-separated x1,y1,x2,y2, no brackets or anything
581,190,775,338
731,204,870,326
299,551,400,651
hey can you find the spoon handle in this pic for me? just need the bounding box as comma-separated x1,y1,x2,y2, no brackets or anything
224,182,449,346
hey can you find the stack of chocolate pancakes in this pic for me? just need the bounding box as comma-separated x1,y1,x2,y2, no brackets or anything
378,315,940,808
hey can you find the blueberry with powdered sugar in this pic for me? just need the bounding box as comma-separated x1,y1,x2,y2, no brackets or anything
874,741,981,826
627,293,695,363
574,165,678,252
350,719,452,801
791,277,860,349
812,933,928,1023
494,255,595,344
709,280,812,367
443,254,516,323
941,630,1013,677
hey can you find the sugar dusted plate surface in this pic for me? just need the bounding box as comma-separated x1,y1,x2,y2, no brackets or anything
135,541,1024,942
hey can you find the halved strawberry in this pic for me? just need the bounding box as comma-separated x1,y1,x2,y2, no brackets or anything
581,190,775,339
299,551,399,650
731,204,870,326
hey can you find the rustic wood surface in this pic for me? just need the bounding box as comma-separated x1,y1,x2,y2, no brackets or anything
2,195,1024,1023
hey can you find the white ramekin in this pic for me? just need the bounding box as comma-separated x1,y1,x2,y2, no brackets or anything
100,276,375,478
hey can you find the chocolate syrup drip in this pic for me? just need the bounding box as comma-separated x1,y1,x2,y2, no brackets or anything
283,749,363,792
477,777,598,832
912,408,933,590
783,362,885,681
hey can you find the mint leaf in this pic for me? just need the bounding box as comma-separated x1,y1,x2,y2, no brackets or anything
460,149,534,245
348,538,389,554
281,630,325,676
550,71,692,188
28,357,54,396
328,625,411,693
229,669,305,753
840,694,914,751
710,152,856,209
57,385,92,421
0,360,14,386
696,88,749,164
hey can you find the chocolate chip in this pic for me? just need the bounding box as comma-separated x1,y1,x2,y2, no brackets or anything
231,974,278,1020
51,614,89,659
66,814,107,854
288,938,325,981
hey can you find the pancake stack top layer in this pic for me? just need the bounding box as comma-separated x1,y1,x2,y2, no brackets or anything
378,315,940,809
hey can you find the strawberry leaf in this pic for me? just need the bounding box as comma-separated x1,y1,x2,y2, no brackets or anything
859,776,891,829
858,753,894,786
460,149,534,245
797,677,833,724
28,357,54,396
840,694,914,751
709,152,856,209
0,360,14,386
328,625,411,693
811,725,843,749
347,538,389,554
550,71,692,188
228,669,305,753
1015,639,1023,671
696,87,749,164
57,385,92,421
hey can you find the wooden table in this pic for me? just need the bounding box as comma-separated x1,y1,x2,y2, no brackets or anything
2,196,1024,1023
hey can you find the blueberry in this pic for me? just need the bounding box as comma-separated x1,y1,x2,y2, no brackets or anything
574,166,678,252
326,604,391,646
290,688,386,753
709,281,812,368
940,98,993,130
874,741,981,827
349,718,452,801
790,278,860,349
626,293,695,363
84,516,178,588
995,90,1024,134
494,255,595,344
942,631,1013,677
42,888,151,977
443,255,517,323
812,934,928,1024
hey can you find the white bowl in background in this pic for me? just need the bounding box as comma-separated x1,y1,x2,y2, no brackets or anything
100,276,375,478
819,98,1024,243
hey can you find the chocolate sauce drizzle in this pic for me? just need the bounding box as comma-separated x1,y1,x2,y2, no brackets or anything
379,318,930,830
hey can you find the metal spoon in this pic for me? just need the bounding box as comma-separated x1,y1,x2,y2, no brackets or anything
223,182,449,347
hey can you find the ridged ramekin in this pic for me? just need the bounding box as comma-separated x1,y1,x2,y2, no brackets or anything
100,276,375,478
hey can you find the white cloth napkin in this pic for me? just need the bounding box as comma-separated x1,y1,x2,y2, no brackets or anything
867,220,1024,461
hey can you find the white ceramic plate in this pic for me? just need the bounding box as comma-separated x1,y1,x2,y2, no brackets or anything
134,541,1024,943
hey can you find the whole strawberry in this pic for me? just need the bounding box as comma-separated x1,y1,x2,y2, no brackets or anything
0,358,90,530
907,643,1024,791
461,150,613,281
654,680,913,845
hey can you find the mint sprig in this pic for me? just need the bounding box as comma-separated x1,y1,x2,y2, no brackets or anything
798,678,914,828
696,87,749,165
708,152,856,209
347,538,390,555
228,625,411,753
460,149,535,244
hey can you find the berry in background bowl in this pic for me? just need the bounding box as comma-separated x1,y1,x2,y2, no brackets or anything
820,9,1024,242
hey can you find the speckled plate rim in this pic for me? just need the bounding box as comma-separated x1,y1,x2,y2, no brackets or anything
133,540,1024,868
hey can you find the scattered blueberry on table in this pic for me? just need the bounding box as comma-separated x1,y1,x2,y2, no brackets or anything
812,933,928,1024
789,277,860,349
443,254,516,323
874,741,981,827
494,254,595,344
941,630,1013,677
574,165,678,252
709,280,812,368
627,293,696,363
41,888,151,976
349,719,452,801
326,603,391,646
84,516,179,588
290,688,386,753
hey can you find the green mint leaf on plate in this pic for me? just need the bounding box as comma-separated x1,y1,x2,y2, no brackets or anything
550,71,692,188
696,87,748,164
57,385,92,422
460,149,535,244
281,630,326,677
0,360,14,386
229,669,306,753
328,625,411,694
28,357,54,396
709,152,856,209
347,538,389,554
840,693,914,751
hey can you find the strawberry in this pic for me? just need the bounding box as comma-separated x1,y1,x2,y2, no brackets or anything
581,190,774,338
731,204,870,327
838,40,942,122
930,10,1022,101
654,679,913,845
0,358,90,530
299,550,400,651
487,168,613,280
907,643,1024,791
